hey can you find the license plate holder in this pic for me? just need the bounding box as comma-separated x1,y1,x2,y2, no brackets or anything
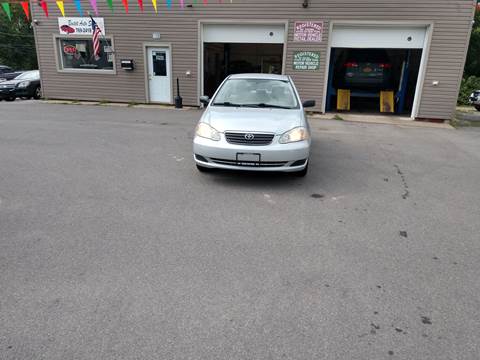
236,153,261,166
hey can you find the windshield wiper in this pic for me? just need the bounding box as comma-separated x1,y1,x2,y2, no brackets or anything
243,103,294,109
212,101,243,107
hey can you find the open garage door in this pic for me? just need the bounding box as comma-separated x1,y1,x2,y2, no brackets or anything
202,24,286,97
325,24,428,117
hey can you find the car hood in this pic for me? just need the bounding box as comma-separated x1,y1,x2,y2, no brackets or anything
201,106,305,134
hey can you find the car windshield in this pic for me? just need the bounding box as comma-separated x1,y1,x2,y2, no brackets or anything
212,78,299,109
15,71,39,80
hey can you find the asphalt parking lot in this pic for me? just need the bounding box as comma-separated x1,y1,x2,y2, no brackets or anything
1,101,480,359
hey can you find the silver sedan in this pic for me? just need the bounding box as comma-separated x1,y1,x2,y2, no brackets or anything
193,74,315,176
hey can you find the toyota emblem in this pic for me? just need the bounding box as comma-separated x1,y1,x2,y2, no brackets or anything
244,133,255,140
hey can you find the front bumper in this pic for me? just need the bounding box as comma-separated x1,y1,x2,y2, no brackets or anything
193,134,310,172
0,88,15,99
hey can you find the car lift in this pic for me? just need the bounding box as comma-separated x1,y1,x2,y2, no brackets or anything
326,49,411,114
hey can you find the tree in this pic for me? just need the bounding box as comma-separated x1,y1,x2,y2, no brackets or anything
0,5,38,70
464,11,480,78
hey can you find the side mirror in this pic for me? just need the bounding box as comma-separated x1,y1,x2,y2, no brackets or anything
200,95,210,106
302,100,316,108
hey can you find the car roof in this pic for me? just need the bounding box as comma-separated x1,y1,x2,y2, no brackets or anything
228,73,290,81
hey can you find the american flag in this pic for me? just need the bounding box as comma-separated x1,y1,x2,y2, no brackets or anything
90,16,102,61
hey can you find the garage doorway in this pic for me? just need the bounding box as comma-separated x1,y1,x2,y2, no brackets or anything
204,43,283,97
201,23,286,98
324,24,429,118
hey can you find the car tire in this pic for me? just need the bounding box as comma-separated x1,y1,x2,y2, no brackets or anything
475,105,480,112
5,96,15,102
196,164,213,173
33,86,42,100
293,163,308,177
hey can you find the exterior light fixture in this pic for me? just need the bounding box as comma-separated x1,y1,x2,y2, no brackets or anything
302,0,309,8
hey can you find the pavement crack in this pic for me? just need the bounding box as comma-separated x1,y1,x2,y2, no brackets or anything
394,164,410,199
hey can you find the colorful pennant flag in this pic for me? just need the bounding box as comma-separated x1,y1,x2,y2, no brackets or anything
21,1,30,20
203,0,207,4
56,0,65,16
122,0,128,13
1,2,11,20
74,0,83,15
180,0,184,8
40,0,49,17
90,0,98,15
151,0,157,12
138,0,144,11
106,0,114,12
166,0,171,9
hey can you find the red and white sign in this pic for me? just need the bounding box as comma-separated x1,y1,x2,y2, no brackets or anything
63,44,77,54
294,21,324,42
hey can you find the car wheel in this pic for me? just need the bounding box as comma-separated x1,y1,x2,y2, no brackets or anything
33,86,42,100
293,163,308,177
5,96,15,102
475,105,480,112
196,164,213,173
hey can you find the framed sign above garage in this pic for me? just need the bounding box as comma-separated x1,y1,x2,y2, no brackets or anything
293,21,324,42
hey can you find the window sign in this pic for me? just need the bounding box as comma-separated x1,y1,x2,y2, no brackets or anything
293,51,320,71
294,21,324,42
58,17,106,35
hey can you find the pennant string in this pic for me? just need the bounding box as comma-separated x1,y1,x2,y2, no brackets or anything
74,0,83,16
106,0,114,12
40,0,49,17
21,1,30,20
122,0,129,13
56,0,65,16
1,2,12,20
89,0,98,15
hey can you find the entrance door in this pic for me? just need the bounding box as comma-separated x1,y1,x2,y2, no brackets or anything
147,47,171,103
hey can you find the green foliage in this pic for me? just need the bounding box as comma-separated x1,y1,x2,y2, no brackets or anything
464,12,480,78
0,6,37,70
458,76,480,105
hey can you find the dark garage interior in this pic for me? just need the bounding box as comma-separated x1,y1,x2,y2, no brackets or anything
203,43,283,97
326,48,422,115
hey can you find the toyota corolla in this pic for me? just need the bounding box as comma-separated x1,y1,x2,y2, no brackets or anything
193,74,314,176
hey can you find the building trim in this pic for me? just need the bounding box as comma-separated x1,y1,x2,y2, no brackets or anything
52,34,117,75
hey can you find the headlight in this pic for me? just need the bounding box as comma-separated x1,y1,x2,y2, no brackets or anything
279,127,309,144
17,81,30,88
195,122,221,141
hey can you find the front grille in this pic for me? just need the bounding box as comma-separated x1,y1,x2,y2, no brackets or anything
225,132,275,146
210,158,287,168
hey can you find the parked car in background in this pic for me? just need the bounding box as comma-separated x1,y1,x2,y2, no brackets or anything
469,90,480,111
0,70,41,101
0,71,25,82
193,74,314,177
336,49,393,91
0,65,13,76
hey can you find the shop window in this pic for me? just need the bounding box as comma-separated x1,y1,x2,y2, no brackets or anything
58,38,114,71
